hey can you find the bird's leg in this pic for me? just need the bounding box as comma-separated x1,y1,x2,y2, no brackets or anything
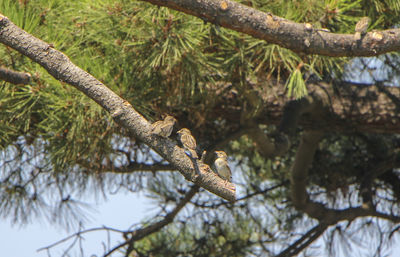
188,156,200,180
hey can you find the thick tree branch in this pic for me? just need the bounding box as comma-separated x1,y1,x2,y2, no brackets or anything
299,201,400,225
196,79,400,153
142,0,399,57
0,66,31,84
0,14,235,201
249,81,400,134
360,153,400,208
248,81,331,159
290,130,324,208
288,130,400,256
287,131,320,204
246,127,290,158
290,129,400,225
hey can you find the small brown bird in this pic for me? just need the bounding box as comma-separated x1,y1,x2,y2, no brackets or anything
177,128,198,159
151,115,177,138
214,151,232,183
354,17,370,40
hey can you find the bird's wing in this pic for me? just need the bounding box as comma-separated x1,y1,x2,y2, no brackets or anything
184,134,197,149
160,122,174,136
151,121,163,133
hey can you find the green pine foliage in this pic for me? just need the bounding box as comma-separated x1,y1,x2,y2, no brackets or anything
1,0,400,256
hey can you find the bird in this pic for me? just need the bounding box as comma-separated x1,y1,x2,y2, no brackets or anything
354,17,370,40
151,115,177,138
214,151,232,183
177,128,198,159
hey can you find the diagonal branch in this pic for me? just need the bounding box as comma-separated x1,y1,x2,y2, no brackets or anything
0,14,235,201
141,0,400,57
275,224,328,257
104,185,199,257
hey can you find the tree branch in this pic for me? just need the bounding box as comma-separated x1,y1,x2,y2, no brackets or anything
141,0,399,57
246,126,290,159
290,130,324,208
195,79,400,151
109,163,176,173
246,80,331,159
290,129,400,229
191,182,287,208
104,185,199,257
37,226,126,253
259,81,400,134
0,14,235,201
280,111,400,257
275,224,328,257
0,66,31,84
77,159,177,174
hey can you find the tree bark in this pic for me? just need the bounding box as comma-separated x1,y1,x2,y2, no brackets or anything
142,0,400,57
0,14,236,202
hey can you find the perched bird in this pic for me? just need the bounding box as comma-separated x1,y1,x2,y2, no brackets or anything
214,151,232,183
151,115,177,138
354,17,370,40
177,128,198,159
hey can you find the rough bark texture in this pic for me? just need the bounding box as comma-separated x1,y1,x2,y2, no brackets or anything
1,3,400,255
0,14,236,202
142,0,400,57
0,66,31,84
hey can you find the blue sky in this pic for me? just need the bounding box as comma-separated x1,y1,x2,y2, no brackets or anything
2,190,400,256
0,193,152,257
4,166,399,254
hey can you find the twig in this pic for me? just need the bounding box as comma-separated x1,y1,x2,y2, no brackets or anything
191,182,287,208
37,226,126,252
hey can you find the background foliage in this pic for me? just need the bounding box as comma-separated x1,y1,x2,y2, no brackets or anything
1,0,400,256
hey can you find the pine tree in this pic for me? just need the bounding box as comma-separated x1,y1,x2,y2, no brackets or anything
1,0,400,256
